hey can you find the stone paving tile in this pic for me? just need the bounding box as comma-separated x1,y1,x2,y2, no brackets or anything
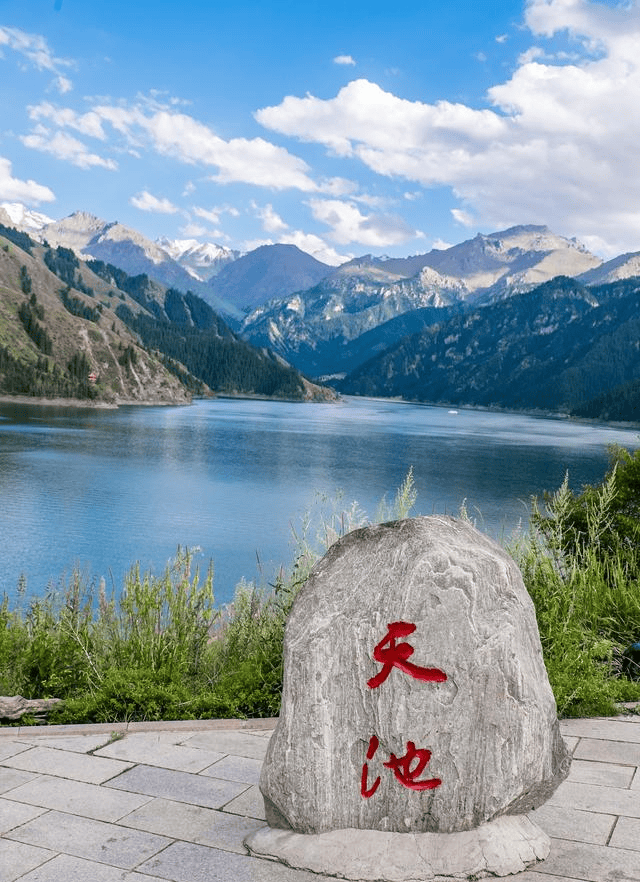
7,809,172,869
567,758,635,789
0,800,45,835
201,754,263,785
15,853,167,882
562,736,580,754
610,817,640,852
2,746,133,785
546,778,640,818
220,784,266,820
539,837,640,882
529,803,616,846
574,737,640,767
120,796,263,854
0,768,38,795
94,733,225,772
0,742,32,763
5,774,152,822
11,734,115,754
560,718,640,744
107,764,248,809
137,839,336,882
182,730,269,760
0,839,55,882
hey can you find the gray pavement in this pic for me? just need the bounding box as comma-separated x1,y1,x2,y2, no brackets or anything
1,713,639,882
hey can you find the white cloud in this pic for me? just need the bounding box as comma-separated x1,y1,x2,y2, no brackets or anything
130,191,178,213
0,156,55,204
253,202,288,233
20,128,117,170
27,98,318,192
256,1,640,254
0,26,73,92
334,55,356,66
279,230,350,265
193,206,221,225
309,198,419,247
27,102,108,139
451,208,475,227
181,222,208,237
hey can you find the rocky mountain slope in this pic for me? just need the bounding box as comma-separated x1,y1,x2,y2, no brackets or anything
338,275,640,417
0,223,333,404
240,225,604,377
0,224,191,405
241,262,467,376
207,243,332,312
156,237,238,282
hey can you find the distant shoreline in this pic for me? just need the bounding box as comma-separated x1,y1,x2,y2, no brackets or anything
1,392,638,430
0,394,190,410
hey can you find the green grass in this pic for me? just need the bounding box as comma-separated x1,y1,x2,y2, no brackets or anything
1,464,640,726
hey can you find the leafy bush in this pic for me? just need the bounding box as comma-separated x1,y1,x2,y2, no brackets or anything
513,460,640,717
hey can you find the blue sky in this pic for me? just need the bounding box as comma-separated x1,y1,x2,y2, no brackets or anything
0,0,638,263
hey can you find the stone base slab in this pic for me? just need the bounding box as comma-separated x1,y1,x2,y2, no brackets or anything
244,815,550,881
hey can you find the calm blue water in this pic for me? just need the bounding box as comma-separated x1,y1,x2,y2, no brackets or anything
1,396,638,608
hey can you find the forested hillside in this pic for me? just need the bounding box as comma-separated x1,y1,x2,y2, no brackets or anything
0,225,332,404
338,276,640,419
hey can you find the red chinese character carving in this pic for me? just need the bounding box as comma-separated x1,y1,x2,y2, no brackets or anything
360,735,381,798
384,740,442,791
367,621,447,689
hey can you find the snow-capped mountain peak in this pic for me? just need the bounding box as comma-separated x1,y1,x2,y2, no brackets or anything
0,201,54,232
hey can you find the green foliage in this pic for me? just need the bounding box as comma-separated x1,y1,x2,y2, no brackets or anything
118,306,305,398
0,344,97,400
513,458,640,717
59,287,101,323
117,344,138,371
17,297,53,355
44,246,94,297
0,224,34,255
19,265,32,295
534,446,640,569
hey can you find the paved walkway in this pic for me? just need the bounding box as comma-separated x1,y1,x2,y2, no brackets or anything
1,713,639,882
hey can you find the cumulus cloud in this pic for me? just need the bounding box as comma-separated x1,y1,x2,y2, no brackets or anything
334,55,356,66
130,191,178,213
28,97,321,192
253,201,288,233
0,26,73,92
0,155,55,204
279,230,350,265
20,128,117,170
309,198,420,247
256,0,640,255
27,102,107,139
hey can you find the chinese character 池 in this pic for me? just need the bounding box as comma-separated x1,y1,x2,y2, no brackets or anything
367,621,447,689
361,735,442,798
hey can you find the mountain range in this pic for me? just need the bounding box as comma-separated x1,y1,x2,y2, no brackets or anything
3,202,640,421
0,220,333,405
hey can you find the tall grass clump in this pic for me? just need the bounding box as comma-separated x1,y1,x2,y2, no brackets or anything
512,450,640,718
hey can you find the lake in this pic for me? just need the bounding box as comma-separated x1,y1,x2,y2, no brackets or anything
1,396,638,608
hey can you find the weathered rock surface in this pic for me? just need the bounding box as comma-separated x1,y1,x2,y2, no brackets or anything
245,814,551,880
257,516,570,836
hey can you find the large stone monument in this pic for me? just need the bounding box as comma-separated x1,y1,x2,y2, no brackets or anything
245,516,571,880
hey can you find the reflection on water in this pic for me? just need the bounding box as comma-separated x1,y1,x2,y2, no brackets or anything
1,397,638,607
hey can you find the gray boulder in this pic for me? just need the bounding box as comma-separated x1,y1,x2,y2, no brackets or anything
246,516,570,879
